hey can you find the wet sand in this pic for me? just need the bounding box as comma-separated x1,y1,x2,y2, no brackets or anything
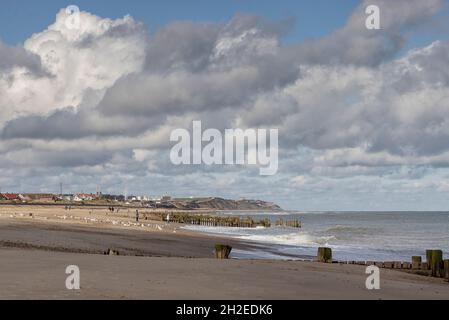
0,218,245,258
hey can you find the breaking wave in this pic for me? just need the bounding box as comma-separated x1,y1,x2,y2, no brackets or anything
237,233,336,247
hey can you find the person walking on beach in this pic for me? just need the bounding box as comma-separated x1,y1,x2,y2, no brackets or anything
136,210,139,222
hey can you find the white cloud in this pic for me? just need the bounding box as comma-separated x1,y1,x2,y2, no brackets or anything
0,9,146,123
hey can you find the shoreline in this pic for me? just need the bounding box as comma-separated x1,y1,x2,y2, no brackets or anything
0,204,302,259
0,205,447,262
0,204,296,259
0,205,445,262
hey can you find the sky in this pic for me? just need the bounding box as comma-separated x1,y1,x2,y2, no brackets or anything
1,0,449,211
1,0,448,48
1,0,361,45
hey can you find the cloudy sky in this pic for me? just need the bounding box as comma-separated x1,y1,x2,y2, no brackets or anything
1,0,449,211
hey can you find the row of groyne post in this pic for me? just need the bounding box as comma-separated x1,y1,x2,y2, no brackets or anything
149,212,301,229
317,247,449,280
276,219,301,228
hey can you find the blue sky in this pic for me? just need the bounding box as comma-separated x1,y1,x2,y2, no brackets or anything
2,0,448,53
0,0,382,44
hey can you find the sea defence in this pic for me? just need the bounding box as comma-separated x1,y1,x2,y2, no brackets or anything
315,247,449,281
151,211,301,229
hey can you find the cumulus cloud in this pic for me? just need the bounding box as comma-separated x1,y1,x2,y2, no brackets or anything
295,0,445,66
0,9,146,124
0,1,449,209
0,41,44,73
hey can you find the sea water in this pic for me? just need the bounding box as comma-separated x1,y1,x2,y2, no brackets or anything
182,211,449,261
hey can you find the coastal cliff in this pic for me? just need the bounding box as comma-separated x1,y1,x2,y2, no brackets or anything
168,197,282,211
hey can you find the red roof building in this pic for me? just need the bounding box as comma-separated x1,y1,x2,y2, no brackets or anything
0,193,21,201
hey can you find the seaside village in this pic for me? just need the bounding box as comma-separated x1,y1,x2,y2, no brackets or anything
0,191,300,227
0,192,177,208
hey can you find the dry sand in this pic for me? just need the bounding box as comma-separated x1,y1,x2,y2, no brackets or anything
1,205,448,300
1,249,449,300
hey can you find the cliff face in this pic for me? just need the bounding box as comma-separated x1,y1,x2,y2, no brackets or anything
170,197,282,211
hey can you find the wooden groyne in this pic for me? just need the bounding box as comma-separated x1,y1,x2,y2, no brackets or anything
276,219,301,228
147,212,301,229
162,212,271,228
315,247,449,281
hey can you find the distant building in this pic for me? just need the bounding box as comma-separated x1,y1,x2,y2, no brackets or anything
101,194,125,202
73,193,98,201
59,194,74,201
0,193,21,201
18,194,31,201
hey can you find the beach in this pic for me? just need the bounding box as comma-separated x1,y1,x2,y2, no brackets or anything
0,205,449,300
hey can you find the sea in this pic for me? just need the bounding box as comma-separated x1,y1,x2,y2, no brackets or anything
182,211,449,261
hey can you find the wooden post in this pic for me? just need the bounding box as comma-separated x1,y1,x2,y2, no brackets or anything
412,256,422,270
215,244,232,259
444,260,449,280
421,262,429,272
427,249,443,277
426,250,432,270
374,261,384,268
317,247,332,263
105,248,119,256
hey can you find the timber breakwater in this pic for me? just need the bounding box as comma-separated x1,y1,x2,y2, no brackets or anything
316,247,449,281
153,212,301,229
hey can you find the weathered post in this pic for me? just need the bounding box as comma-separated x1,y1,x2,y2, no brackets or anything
421,262,429,272
412,256,422,270
427,249,443,277
426,250,432,270
374,261,384,268
105,248,119,256
402,262,411,269
215,244,232,259
317,247,332,263
444,259,449,280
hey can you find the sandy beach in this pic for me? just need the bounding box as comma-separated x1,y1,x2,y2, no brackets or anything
2,249,449,300
0,205,448,300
